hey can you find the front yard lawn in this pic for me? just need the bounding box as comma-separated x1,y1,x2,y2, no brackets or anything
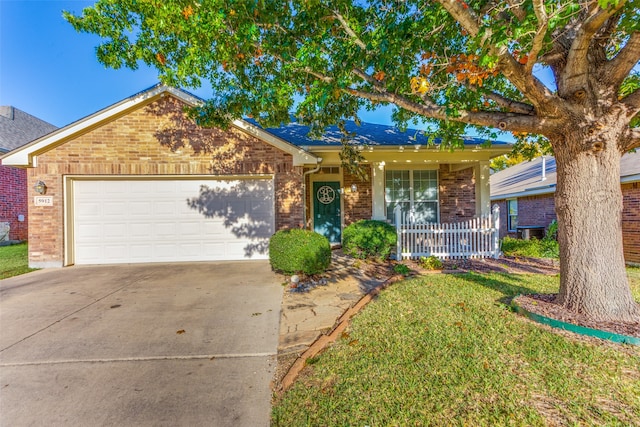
0,243,37,279
273,271,640,426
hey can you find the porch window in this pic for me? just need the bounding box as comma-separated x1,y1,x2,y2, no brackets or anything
385,169,438,223
507,199,518,231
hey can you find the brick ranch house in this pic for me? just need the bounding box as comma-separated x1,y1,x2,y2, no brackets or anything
490,152,640,264
1,85,511,268
0,106,57,242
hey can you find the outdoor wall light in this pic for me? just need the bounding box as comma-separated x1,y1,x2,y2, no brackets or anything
351,183,358,193
34,180,47,195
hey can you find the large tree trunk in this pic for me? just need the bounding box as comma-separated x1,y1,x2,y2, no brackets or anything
553,130,640,323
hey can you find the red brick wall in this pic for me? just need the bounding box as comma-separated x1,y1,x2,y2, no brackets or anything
622,182,640,264
27,96,303,266
343,166,373,226
495,194,556,239
0,161,28,241
439,165,476,223
494,183,639,264
495,199,509,238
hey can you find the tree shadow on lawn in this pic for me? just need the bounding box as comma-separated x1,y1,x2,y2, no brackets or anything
460,272,549,305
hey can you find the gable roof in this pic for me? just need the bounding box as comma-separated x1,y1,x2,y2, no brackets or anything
490,151,640,200
1,85,318,167
0,106,57,153
247,118,511,151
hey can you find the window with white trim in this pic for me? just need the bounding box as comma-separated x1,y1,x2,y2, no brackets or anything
507,199,518,231
385,169,438,222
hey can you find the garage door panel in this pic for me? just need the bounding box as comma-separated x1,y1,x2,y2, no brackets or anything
103,201,126,216
129,244,154,259
76,201,101,216
130,201,153,216
72,178,274,264
130,223,153,237
104,244,129,258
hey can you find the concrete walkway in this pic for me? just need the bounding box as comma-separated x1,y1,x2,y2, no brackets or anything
278,252,390,354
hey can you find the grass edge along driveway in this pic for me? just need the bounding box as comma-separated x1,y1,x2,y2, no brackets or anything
273,271,640,426
0,243,36,280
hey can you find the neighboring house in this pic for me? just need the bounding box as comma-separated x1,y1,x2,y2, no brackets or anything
0,106,57,242
2,85,510,268
490,152,640,264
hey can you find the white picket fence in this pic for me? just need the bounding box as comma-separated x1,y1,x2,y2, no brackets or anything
394,204,501,260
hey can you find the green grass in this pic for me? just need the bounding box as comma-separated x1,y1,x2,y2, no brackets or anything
273,272,640,426
0,243,37,279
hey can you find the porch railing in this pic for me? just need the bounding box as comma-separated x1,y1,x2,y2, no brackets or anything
394,205,501,260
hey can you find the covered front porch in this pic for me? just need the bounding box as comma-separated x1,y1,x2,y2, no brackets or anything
301,147,497,250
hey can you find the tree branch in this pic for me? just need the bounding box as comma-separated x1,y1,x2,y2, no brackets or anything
563,1,627,93
604,31,640,87
483,91,535,115
526,0,548,73
505,0,526,22
436,0,554,109
333,11,367,51
621,88,640,111
346,87,551,134
623,128,640,151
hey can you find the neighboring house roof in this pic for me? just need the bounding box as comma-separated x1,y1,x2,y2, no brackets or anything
0,106,57,153
490,151,640,200
247,118,511,150
1,85,318,167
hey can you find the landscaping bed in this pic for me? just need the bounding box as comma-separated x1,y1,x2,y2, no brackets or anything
514,293,640,339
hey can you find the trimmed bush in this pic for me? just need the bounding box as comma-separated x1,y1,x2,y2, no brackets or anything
501,236,559,259
342,220,397,260
269,229,331,275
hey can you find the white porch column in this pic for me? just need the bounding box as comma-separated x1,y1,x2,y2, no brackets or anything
371,162,386,220
475,161,491,216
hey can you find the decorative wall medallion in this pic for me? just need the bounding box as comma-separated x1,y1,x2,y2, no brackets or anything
317,186,336,204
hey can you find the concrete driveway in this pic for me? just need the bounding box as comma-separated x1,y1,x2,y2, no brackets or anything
0,261,283,426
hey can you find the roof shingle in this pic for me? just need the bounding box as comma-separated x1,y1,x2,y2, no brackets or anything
0,106,58,153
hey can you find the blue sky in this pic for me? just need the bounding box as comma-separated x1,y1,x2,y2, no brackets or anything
1,0,176,127
0,0,397,129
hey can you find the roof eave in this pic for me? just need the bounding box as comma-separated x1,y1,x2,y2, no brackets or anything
621,173,640,184
304,144,512,154
490,186,557,200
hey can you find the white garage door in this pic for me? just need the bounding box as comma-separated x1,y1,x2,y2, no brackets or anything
72,178,274,265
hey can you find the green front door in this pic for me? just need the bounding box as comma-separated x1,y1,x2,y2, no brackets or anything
313,181,341,243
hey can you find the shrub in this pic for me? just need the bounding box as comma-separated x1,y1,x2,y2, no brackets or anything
269,229,331,275
393,263,411,276
342,220,397,260
420,255,443,270
545,220,558,240
501,236,559,259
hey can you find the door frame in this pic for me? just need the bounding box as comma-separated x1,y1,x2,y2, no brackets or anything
309,168,343,243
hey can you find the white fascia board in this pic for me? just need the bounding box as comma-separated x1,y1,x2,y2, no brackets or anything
621,174,640,184
231,119,320,166
493,174,639,200
490,186,556,201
